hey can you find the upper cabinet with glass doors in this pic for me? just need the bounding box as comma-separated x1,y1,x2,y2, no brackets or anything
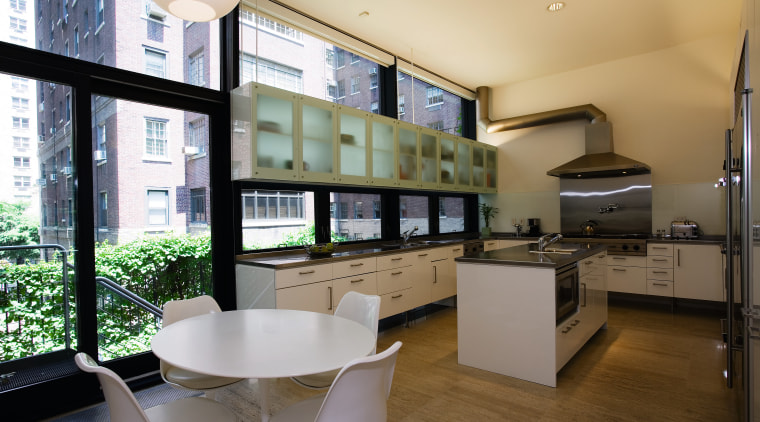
231,82,496,192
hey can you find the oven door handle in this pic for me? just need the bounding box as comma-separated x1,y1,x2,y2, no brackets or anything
581,282,587,307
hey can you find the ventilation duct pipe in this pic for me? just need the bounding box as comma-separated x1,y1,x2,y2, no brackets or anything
476,86,606,134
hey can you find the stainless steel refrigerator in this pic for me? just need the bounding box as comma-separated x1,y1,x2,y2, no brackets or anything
725,30,760,422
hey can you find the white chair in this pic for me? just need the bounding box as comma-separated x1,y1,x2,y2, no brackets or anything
291,291,381,389
271,341,402,422
74,352,237,422
160,295,243,399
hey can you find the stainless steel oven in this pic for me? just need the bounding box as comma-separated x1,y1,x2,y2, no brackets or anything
556,263,579,324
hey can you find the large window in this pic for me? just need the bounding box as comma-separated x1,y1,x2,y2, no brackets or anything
145,48,167,78
190,188,207,223
145,118,167,157
188,50,205,87
147,189,169,226
239,6,381,113
439,196,465,234
241,189,312,249
330,192,381,242
398,71,464,135
399,195,429,236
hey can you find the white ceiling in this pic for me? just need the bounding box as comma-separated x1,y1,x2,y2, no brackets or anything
278,0,742,92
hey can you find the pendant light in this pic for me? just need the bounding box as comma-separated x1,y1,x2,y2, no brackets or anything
153,0,238,22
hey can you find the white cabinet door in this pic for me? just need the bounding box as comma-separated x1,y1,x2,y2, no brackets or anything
606,255,646,295
673,244,724,302
483,239,499,251
276,280,332,314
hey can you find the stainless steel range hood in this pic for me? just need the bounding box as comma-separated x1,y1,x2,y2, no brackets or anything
476,86,650,178
546,122,651,178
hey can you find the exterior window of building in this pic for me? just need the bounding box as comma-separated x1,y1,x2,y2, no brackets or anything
370,101,378,114
10,0,27,12
96,123,106,152
326,82,337,99
335,49,345,68
65,93,71,122
240,54,303,93
350,52,359,64
241,190,304,220
96,0,104,28
426,86,444,107
439,196,465,233
336,80,345,99
329,193,381,242
399,195,430,236
325,49,334,68
339,202,348,219
14,176,31,187
188,50,204,86
14,156,30,168
370,71,378,90
188,118,206,154
98,191,107,227
329,202,336,218
354,201,363,219
373,201,381,219
428,121,444,131
84,10,89,34
145,48,167,78
11,76,28,91
68,199,73,227
350,76,360,95
10,16,27,32
190,188,206,223
398,95,405,116
145,118,167,157
12,97,29,110
147,189,169,226
13,136,30,148
64,40,69,56
74,26,79,56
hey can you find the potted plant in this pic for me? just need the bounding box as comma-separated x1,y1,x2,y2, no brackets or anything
479,203,499,237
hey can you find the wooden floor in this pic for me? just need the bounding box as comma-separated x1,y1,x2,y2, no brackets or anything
372,301,742,422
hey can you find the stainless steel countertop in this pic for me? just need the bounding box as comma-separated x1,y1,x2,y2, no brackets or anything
455,243,607,269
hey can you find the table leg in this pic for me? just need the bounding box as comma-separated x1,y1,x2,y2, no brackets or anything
259,378,271,422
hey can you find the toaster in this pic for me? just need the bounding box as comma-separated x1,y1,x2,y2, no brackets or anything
671,220,699,239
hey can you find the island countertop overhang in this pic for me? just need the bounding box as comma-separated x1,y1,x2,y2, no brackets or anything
455,243,607,269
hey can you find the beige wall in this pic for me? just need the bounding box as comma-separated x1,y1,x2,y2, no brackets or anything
478,32,737,236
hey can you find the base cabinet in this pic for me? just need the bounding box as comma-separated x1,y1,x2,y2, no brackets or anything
606,255,646,294
673,244,723,302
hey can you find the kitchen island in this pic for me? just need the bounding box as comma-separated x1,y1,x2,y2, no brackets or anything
455,243,607,387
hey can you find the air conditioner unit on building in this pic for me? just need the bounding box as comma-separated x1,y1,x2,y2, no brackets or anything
94,150,107,161
182,146,200,155
62,166,72,175
369,68,377,74
38,103,44,112
146,1,167,19
49,173,57,182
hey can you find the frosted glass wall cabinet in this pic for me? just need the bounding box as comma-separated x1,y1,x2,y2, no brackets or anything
231,82,497,192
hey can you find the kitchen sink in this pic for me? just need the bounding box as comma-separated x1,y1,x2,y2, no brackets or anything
528,248,578,255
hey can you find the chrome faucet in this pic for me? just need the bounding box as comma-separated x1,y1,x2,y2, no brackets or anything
401,226,419,245
537,233,563,251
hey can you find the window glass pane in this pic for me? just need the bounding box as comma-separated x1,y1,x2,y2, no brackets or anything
239,6,381,113
399,195,429,236
30,2,220,88
241,189,314,249
330,192,381,241
439,196,465,234
398,71,463,135
92,95,212,361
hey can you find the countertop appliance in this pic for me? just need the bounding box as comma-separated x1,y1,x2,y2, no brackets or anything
670,220,699,239
527,218,541,236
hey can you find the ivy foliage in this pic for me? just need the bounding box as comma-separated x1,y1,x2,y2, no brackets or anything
0,202,41,263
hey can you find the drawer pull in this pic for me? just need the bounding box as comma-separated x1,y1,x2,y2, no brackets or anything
452,248,462,252
417,253,429,257
613,268,627,272
391,271,403,276
350,278,364,283
350,263,364,267
612,257,626,260
571,319,580,326
584,260,593,265
391,257,403,261
391,294,403,299
652,271,669,274
653,282,669,287
561,327,572,334
652,258,668,262
652,246,668,249
298,270,316,275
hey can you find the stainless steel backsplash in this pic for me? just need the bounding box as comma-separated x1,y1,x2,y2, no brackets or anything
559,173,652,235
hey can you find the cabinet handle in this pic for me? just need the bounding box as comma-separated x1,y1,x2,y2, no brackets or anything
677,249,681,266
653,246,668,250
653,282,669,287
561,327,572,333
328,286,333,311
392,294,403,299
433,265,437,284
453,248,462,252
571,319,580,326
391,257,403,261
350,278,364,283
599,254,606,258
613,268,627,272
612,257,626,260
299,269,316,275
652,271,668,274
350,263,364,267
391,271,403,276
652,258,668,262
418,253,428,257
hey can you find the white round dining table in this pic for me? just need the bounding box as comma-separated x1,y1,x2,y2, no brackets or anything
151,308,376,421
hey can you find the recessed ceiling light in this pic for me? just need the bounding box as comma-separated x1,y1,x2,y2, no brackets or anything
547,2,565,12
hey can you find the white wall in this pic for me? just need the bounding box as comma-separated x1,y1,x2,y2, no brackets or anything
478,32,737,236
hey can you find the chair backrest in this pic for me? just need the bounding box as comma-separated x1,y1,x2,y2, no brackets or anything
74,353,150,422
334,291,381,352
315,341,402,422
162,295,222,327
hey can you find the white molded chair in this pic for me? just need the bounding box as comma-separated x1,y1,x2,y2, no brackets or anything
291,291,381,389
74,352,237,422
160,295,243,399
272,341,402,422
